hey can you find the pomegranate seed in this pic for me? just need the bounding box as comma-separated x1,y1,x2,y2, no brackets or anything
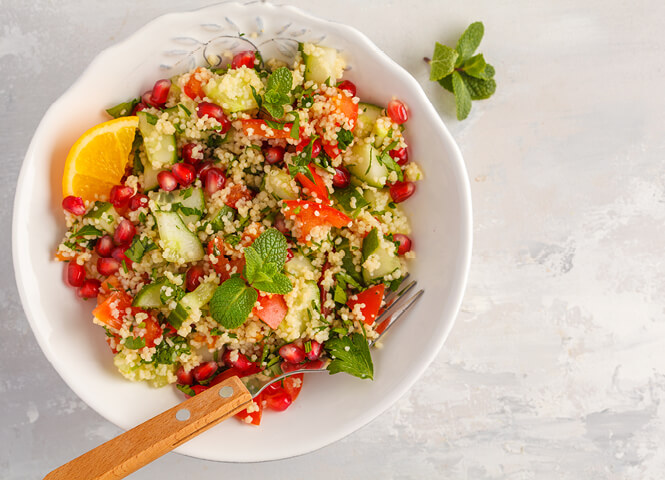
263,146,285,165
286,248,294,262
273,214,289,235
66,262,86,287
280,361,300,373
181,143,201,165
109,185,134,209
197,102,231,133
279,344,306,364
387,99,409,124
231,50,256,69
176,366,193,385
263,381,283,396
97,257,120,276
393,233,412,255
62,196,86,215
111,247,133,269
95,235,114,258
389,147,409,165
266,391,292,411
331,166,350,188
132,102,147,115
303,359,324,370
306,341,322,361
114,219,136,246
128,194,149,211
389,181,416,203
185,265,205,292
171,163,196,186
222,349,254,371
188,385,209,397
157,171,178,191
77,279,101,299
204,168,226,195
150,79,171,105
192,361,218,382
196,161,215,180
142,91,161,109
338,80,357,97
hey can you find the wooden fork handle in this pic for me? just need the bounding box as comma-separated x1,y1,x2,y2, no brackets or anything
44,376,252,480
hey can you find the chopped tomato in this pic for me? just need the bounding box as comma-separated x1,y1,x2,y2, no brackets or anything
347,283,385,325
54,250,75,262
240,222,263,247
225,184,253,208
264,389,292,411
92,291,133,330
235,393,264,426
207,237,245,280
253,293,288,329
295,164,329,200
105,334,121,354
240,119,300,140
283,373,304,402
281,200,351,242
312,88,359,159
210,366,243,386
321,139,341,160
184,68,206,100
97,275,122,303
139,313,163,348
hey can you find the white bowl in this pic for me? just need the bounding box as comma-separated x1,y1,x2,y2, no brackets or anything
12,2,472,462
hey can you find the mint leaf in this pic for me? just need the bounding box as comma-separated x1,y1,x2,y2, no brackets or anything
429,42,458,81
261,67,293,120
460,53,487,78
124,235,158,263
455,21,484,64
332,187,370,218
325,333,374,380
242,228,293,294
452,71,472,120
124,336,146,350
266,67,293,95
336,129,354,151
251,228,288,269
106,98,139,118
252,272,292,294
265,103,285,120
460,71,496,100
361,228,380,263
210,277,258,329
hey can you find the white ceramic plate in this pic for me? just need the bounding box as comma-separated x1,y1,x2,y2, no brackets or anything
13,2,472,462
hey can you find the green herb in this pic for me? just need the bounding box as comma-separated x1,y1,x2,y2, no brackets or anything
428,21,496,120
210,327,223,336
333,282,347,304
206,132,228,149
70,225,103,240
167,302,188,329
153,336,190,364
337,239,364,287
325,332,374,380
332,187,370,218
124,236,158,263
336,129,354,151
178,104,192,116
243,228,293,294
361,228,380,263
124,336,146,350
176,384,196,397
373,146,403,182
262,67,293,119
265,119,285,130
388,275,405,292
290,113,300,140
224,233,242,246
287,137,317,182
106,98,140,118
143,112,159,125
209,276,258,329
121,260,129,274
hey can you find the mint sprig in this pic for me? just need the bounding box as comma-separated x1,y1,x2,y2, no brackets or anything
325,332,374,380
428,21,496,120
263,67,293,119
209,228,293,329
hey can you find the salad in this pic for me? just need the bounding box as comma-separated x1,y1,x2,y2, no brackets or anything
57,43,422,425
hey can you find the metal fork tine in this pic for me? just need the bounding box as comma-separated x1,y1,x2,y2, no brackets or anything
371,288,424,347
381,280,417,314
383,273,411,304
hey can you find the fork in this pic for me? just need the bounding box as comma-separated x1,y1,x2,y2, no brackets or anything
44,282,423,480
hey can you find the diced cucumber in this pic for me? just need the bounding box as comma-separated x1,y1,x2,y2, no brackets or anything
167,281,217,328
361,228,400,283
363,189,410,234
152,211,204,263
153,187,205,227
372,116,392,148
277,280,320,342
84,201,119,233
284,253,315,277
206,204,236,233
132,279,168,308
141,159,163,191
263,169,299,200
202,68,264,113
346,142,389,188
137,111,177,169
299,43,342,85
355,103,383,138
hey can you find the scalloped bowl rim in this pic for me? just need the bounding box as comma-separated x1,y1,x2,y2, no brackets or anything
13,1,472,462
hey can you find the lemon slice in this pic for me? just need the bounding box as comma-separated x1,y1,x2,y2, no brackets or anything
62,116,139,201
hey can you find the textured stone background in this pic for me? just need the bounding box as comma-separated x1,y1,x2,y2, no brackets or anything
3,1,665,478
